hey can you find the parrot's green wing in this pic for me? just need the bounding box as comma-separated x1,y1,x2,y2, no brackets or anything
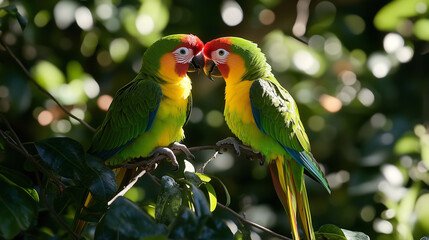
250,79,330,193
88,78,162,160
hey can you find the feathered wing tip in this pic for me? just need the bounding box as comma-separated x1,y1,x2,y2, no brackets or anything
73,167,137,236
269,157,316,240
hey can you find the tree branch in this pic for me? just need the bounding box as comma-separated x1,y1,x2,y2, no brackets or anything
109,143,263,169
0,37,96,132
217,203,292,240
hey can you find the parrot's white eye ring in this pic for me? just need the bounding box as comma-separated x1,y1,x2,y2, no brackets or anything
176,47,189,56
217,48,228,57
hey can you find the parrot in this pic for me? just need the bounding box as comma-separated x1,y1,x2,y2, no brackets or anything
73,34,204,235
202,37,330,240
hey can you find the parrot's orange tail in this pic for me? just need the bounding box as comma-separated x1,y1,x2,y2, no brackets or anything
73,167,137,236
269,157,315,240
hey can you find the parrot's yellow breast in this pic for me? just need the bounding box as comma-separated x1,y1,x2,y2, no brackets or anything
224,79,287,160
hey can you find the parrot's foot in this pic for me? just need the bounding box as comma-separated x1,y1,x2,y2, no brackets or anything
170,142,195,160
150,147,179,167
216,137,241,156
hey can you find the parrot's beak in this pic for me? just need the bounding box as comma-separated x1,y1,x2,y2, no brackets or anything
204,59,222,81
188,52,205,73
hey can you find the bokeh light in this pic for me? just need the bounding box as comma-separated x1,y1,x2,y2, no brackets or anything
367,53,391,78
97,94,113,111
54,1,77,29
136,14,154,35
75,6,93,30
37,110,54,126
319,94,342,113
259,9,275,25
221,1,243,26
206,110,224,127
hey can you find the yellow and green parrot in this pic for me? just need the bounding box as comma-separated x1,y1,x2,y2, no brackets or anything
74,34,204,235
202,37,330,240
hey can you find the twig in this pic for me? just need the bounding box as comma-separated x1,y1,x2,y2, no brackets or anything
0,38,96,132
198,150,219,174
108,169,148,206
217,203,292,240
110,144,263,169
35,171,80,240
0,114,66,191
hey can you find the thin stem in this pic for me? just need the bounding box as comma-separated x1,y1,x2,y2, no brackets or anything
198,150,219,174
217,203,292,240
108,169,148,206
0,38,96,132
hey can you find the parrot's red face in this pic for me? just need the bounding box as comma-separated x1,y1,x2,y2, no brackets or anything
173,35,204,77
203,38,233,80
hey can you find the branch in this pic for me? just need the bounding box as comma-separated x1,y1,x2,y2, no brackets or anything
217,203,292,240
108,169,148,206
0,37,96,132
110,144,263,169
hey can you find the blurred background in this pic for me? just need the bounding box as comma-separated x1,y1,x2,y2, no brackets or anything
1,0,428,239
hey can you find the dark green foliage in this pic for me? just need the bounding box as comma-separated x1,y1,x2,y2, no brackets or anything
0,170,38,239
35,137,117,202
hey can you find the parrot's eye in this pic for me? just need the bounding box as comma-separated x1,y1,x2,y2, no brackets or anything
176,47,189,56
216,48,228,57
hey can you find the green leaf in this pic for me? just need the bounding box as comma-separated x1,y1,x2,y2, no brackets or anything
35,137,117,202
190,185,211,217
155,175,182,224
0,5,28,30
316,224,369,240
184,171,203,186
35,137,86,179
210,175,231,207
196,172,212,182
95,197,167,240
0,174,39,239
82,155,117,202
204,182,217,212
169,207,233,240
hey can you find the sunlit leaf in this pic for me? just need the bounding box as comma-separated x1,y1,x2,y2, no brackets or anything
0,174,38,239
210,175,231,207
316,224,369,240
204,182,217,212
95,197,167,239
196,172,212,182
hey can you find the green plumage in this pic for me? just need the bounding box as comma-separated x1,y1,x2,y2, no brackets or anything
204,36,330,240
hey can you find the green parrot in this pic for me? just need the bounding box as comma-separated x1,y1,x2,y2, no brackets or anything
202,37,330,240
74,34,204,235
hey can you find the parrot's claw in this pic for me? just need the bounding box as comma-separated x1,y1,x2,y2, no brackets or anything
150,147,179,167
170,142,195,160
216,137,241,156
